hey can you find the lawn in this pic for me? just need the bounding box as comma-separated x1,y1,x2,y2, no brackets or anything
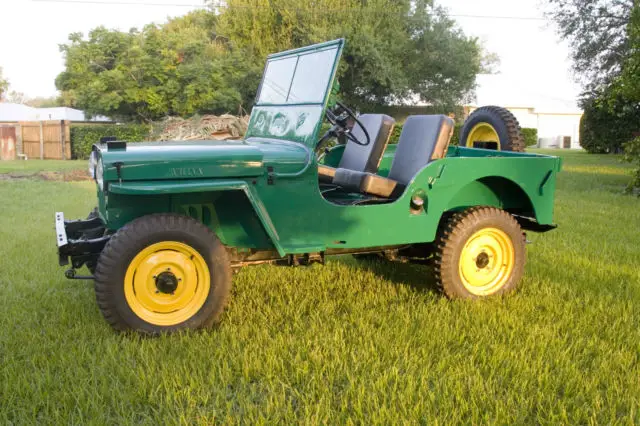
1,151,639,424
0,159,85,175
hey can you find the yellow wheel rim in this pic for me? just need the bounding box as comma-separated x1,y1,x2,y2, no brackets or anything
466,122,501,150
124,241,210,326
458,228,514,296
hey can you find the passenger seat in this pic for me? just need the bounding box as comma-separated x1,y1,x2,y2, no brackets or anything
332,115,454,198
318,114,395,183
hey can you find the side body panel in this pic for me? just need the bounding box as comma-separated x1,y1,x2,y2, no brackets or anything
102,147,560,255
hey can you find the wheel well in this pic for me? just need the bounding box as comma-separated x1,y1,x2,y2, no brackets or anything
444,176,536,218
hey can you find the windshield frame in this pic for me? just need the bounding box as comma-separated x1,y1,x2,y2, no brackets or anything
254,39,344,108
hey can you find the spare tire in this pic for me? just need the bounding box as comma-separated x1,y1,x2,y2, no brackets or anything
459,106,525,152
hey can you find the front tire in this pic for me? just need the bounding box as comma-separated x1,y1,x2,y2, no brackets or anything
434,207,526,299
94,214,231,334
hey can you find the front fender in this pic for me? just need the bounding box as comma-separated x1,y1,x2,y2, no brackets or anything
104,179,286,257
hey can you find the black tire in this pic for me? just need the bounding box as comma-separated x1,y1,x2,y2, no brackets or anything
460,106,525,152
94,213,231,334
434,207,526,299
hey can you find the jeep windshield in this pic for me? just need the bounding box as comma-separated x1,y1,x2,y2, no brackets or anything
245,39,344,146
257,42,341,105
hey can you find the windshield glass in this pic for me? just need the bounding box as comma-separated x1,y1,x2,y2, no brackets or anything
257,47,339,105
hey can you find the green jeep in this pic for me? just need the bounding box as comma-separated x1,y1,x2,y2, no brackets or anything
55,39,561,334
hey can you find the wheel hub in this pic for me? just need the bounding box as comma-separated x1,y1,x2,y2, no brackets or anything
124,241,210,326
155,271,179,294
475,251,490,269
458,227,515,296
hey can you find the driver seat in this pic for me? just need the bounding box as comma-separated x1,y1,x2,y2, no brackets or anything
318,114,395,183
332,115,454,198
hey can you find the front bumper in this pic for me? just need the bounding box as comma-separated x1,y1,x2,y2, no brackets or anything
56,212,111,270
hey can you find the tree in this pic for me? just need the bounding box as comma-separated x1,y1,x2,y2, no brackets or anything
612,4,640,193
545,0,634,94
579,94,640,153
0,67,9,100
214,0,482,111
25,96,63,108
546,0,639,152
56,11,260,122
3,90,28,104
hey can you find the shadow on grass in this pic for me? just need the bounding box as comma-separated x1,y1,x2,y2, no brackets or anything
335,255,441,295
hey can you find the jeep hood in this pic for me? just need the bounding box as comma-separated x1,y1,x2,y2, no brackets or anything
97,139,309,182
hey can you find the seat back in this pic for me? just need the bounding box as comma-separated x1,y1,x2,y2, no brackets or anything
339,114,395,173
387,115,454,185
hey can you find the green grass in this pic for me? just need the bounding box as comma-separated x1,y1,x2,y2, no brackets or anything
1,151,639,424
0,159,85,174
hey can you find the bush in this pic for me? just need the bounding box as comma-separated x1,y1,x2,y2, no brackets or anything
451,125,462,146
623,137,640,194
522,128,538,147
579,97,640,154
70,124,151,159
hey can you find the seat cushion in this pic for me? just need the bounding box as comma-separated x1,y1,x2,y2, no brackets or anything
360,174,400,198
333,168,402,198
333,168,368,192
318,164,337,183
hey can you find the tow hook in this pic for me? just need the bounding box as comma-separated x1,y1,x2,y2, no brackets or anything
65,269,95,280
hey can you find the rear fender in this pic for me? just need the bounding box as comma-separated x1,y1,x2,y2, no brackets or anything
407,157,558,231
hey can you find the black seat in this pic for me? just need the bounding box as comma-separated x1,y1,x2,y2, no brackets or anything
318,114,395,183
332,115,454,198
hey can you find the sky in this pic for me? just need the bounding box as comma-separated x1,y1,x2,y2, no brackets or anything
0,0,582,110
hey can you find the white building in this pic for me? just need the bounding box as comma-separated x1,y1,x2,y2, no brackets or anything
0,103,110,122
466,75,583,149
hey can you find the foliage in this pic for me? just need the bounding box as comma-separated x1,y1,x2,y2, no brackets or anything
214,0,482,111
577,4,640,156
3,91,28,104
544,0,634,93
56,11,260,122
2,150,640,423
610,4,640,191
521,128,538,147
25,96,64,108
548,0,640,192
623,137,640,194
450,124,462,146
579,95,640,153
70,124,151,159
0,67,9,100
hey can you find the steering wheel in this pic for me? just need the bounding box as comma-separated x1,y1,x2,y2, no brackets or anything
318,101,371,148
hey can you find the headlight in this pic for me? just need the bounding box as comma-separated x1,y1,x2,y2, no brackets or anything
96,160,104,191
88,151,97,179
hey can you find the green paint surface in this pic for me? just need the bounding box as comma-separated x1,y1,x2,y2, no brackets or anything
88,38,560,255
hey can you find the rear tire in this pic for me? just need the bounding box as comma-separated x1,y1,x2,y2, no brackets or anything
460,106,525,152
94,214,231,334
434,207,526,299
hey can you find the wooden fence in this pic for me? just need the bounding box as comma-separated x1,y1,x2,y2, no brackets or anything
0,126,17,160
19,120,71,160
